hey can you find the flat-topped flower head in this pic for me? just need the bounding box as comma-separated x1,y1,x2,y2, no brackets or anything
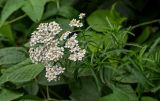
29,14,86,82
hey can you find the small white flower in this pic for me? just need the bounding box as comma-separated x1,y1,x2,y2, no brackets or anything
69,19,83,27
45,65,65,81
44,46,64,62
79,13,85,19
48,21,62,35
65,34,78,49
60,31,71,41
29,47,44,64
68,49,86,61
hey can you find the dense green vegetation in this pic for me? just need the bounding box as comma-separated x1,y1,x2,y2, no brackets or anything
0,0,160,101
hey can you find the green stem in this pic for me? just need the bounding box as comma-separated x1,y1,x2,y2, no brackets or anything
46,86,50,100
4,14,27,26
131,19,160,29
56,0,60,9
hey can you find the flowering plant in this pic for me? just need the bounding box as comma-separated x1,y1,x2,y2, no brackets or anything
29,13,86,81
0,1,160,101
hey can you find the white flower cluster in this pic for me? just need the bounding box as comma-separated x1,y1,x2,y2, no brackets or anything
79,13,85,19
29,13,86,82
65,34,86,61
69,13,85,28
45,65,65,82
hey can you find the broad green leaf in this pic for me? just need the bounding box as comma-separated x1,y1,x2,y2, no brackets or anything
141,96,158,101
115,84,138,101
98,88,129,101
58,6,79,18
0,88,23,101
0,47,27,65
0,24,15,44
0,0,25,25
0,64,44,84
70,77,100,101
22,0,47,22
23,81,39,95
83,31,104,52
42,2,58,20
87,5,126,32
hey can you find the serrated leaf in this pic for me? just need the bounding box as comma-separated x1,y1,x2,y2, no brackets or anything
0,47,27,65
0,0,25,25
22,0,47,22
0,64,44,84
0,88,23,101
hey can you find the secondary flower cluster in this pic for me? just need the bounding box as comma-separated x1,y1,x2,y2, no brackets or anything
29,13,86,81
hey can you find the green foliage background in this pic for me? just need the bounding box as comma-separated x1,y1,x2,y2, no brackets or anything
0,0,160,101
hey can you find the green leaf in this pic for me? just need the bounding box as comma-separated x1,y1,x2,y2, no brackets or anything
0,88,23,101
135,27,151,44
0,24,15,44
84,31,104,52
0,64,44,84
83,30,128,53
23,81,39,95
0,47,27,65
22,0,47,22
115,84,138,101
70,77,100,101
141,96,158,101
98,88,130,101
58,6,79,18
0,58,32,85
17,95,43,101
0,0,25,25
87,5,126,32
42,2,58,20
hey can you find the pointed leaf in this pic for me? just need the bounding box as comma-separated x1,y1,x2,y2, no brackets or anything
22,0,46,22
1,0,25,25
